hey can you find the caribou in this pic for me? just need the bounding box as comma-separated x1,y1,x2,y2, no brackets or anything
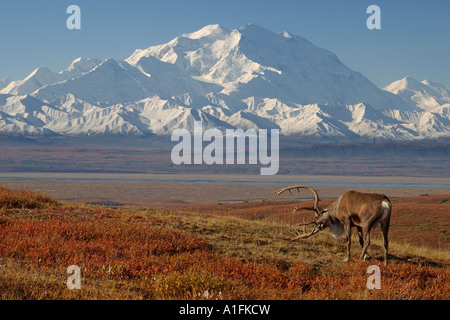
274,186,392,265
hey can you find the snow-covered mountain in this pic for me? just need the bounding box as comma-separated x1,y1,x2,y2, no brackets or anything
382,76,450,139
0,24,449,140
1,58,102,96
0,79,11,91
126,24,408,109
384,76,450,110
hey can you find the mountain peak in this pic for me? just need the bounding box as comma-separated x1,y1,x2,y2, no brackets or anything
182,24,228,40
25,67,55,80
281,31,293,39
239,23,267,32
403,76,421,83
66,57,101,73
95,58,126,70
384,76,450,110
387,76,448,93
124,23,409,108
384,76,421,93
401,76,420,84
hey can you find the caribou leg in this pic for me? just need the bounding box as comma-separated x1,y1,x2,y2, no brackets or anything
360,226,371,261
343,223,352,262
357,226,371,260
381,221,390,266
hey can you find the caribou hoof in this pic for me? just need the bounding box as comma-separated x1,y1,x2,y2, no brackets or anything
343,257,352,262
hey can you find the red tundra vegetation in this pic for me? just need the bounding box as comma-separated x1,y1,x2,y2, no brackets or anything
0,186,448,299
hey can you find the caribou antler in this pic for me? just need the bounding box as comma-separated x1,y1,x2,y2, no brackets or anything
284,220,320,241
291,206,318,215
289,226,320,241
296,220,317,227
274,185,321,215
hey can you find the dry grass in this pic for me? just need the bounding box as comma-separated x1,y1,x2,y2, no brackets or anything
0,187,448,300
0,186,58,209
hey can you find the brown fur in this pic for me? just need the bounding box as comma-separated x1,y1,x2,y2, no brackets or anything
327,190,391,265
275,187,392,265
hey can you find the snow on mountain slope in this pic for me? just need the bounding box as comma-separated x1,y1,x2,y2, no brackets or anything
127,24,277,99
33,59,160,106
383,105,450,139
0,94,64,135
131,55,220,106
1,67,62,96
0,79,11,91
125,97,235,135
0,111,51,136
0,58,102,96
127,24,410,110
44,104,151,135
0,24,448,140
62,57,102,79
34,56,217,108
384,76,450,110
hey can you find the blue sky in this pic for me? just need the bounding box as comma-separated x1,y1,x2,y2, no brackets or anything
1,0,449,87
